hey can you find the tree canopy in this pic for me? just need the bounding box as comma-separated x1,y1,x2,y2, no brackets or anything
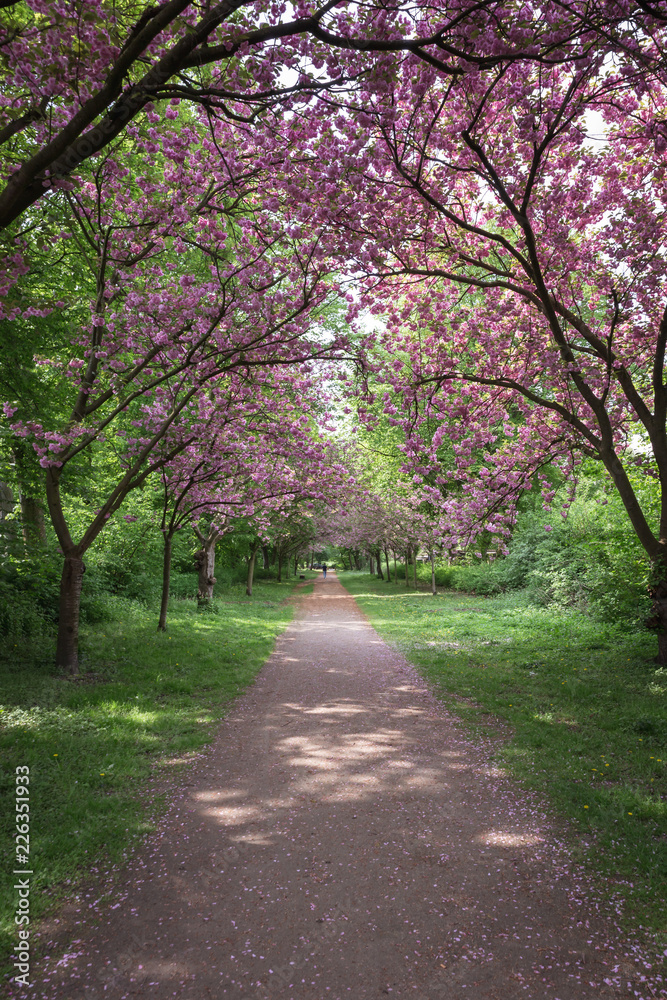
4,0,667,664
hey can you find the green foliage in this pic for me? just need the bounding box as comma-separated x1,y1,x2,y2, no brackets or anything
0,542,61,645
0,583,50,644
0,580,304,974
340,572,666,938
411,560,509,595
426,474,653,627
445,562,507,595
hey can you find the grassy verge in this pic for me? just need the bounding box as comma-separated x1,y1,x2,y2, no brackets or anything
0,580,308,975
339,572,667,939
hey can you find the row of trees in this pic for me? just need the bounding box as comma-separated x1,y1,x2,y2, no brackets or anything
4,2,667,659
296,3,667,654
0,104,357,667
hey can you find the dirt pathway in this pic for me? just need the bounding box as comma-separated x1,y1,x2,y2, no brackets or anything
22,574,659,999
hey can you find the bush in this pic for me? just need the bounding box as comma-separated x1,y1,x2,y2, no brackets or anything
0,582,50,641
432,476,652,629
448,562,505,595
169,571,199,600
253,566,279,581
434,566,455,587
0,546,61,641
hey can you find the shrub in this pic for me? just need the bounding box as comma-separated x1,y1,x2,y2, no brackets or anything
169,571,199,600
0,582,50,641
432,476,652,629
448,562,505,595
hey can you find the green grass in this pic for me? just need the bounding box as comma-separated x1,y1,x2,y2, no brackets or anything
0,581,307,974
339,572,667,939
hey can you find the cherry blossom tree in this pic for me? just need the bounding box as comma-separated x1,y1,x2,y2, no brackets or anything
319,432,433,584
154,366,344,627
2,103,349,671
0,1,657,231
303,14,667,655
4,0,667,670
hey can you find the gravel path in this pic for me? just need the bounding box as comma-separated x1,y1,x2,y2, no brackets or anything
23,573,662,999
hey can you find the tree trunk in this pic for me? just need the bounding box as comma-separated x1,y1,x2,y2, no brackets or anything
278,551,282,583
195,534,217,604
0,481,15,520
405,547,410,588
294,551,299,575
369,553,374,575
393,549,398,584
20,494,47,549
246,543,259,597
413,550,418,589
384,546,391,581
430,548,436,596
376,548,384,579
263,544,270,570
13,442,47,549
55,555,85,672
0,482,17,544
158,533,173,631
657,631,667,664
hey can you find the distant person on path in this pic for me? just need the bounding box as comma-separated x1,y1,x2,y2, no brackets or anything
322,563,327,579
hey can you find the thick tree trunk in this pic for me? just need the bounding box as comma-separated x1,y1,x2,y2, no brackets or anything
263,545,270,570
195,535,217,604
393,550,398,584
158,534,173,631
430,548,436,596
384,546,391,581
55,555,85,672
413,551,418,589
405,547,410,588
376,548,384,579
294,552,299,575
20,494,47,548
369,554,374,575
246,543,259,597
